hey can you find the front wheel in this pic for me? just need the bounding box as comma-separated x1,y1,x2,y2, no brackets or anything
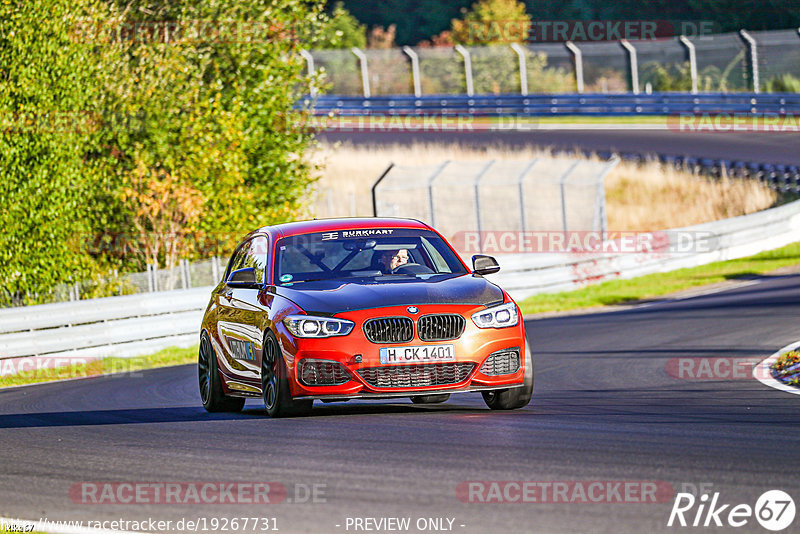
198,332,245,413
262,331,312,418
482,338,534,410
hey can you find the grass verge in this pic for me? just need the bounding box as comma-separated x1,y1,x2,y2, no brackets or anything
519,241,800,315
0,345,197,389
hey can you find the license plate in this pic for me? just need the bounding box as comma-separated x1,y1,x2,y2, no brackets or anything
379,344,455,365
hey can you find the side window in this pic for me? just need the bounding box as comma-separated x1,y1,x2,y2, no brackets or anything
226,241,252,281
245,236,269,284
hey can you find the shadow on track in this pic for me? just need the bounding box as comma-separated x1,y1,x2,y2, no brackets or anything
0,402,487,429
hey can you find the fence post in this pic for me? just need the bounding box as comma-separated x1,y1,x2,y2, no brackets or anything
146,264,154,293
565,41,584,93
739,30,760,93
454,45,474,97
678,36,698,94
593,157,619,238
426,161,451,227
473,160,496,254
620,39,640,94
351,47,371,98
371,163,396,217
402,46,422,97
558,161,580,232
211,256,220,283
298,50,317,97
516,159,539,234
510,43,528,96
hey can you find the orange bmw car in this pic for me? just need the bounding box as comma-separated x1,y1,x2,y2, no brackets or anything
199,218,533,417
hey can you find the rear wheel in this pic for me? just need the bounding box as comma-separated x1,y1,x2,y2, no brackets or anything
262,331,312,418
198,332,245,413
482,338,534,410
410,394,450,404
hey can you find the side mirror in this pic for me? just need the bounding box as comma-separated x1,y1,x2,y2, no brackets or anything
227,267,260,288
472,255,500,275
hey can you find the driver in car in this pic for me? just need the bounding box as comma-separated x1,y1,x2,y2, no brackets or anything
379,249,409,273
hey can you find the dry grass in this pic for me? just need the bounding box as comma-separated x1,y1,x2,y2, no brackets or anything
308,142,777,231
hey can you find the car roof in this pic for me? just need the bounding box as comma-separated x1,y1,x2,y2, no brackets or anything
258,217,433,240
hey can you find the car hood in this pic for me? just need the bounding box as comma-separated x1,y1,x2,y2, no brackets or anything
273,274,505,315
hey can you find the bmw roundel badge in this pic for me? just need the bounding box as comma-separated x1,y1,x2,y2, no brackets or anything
407,306,418,314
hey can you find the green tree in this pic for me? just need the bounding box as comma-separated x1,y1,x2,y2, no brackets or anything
0,0,116,304
452,0,531,45
318,2,367,49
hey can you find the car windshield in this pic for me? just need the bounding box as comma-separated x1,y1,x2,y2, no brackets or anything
274,228,468,285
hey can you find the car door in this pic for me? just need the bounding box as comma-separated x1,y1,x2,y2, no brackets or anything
216,235,270,389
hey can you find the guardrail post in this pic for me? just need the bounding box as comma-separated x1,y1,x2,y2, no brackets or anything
678,36,699,94
426,161,451,227
298,50,317,98
510,43,528,96
351,47,371,98
565,41,584,93
402,46,422,97
739,30,760,93
620,39,640,94
454,45,474,97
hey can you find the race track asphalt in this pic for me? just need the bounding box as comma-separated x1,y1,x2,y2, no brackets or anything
1,274,799,533
319,130,800,166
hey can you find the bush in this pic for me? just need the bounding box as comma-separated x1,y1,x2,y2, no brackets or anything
0,0,325,304
765,74,800,93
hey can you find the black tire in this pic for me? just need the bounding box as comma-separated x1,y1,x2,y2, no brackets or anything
410,394,451,404
261,331,313,418
198,332,245,413
482,337,534,410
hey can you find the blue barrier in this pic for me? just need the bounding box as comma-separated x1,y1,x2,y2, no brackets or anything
305,92,800,116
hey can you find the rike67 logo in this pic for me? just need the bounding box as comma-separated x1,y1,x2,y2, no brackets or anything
668,490,795,531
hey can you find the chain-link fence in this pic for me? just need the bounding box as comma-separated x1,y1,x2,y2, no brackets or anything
4,257,226,308
304,29,800,96
372,157,619,247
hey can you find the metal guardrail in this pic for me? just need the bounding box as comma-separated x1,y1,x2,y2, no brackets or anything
0,287,211,368
307,92,800,116
485,198,800,300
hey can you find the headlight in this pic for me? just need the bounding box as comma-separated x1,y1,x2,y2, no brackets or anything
471,302,519,329
283,315,355,338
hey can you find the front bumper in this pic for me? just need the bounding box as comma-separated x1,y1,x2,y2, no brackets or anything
276,303,528,398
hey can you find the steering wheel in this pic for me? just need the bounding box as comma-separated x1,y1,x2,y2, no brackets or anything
392,263,434,275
